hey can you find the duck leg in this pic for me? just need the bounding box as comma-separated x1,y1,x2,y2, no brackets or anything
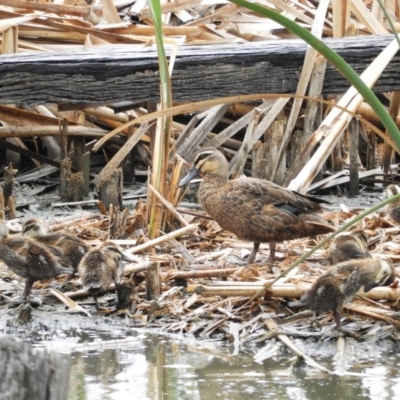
266,241,276,264
93,294,101,311
333,307,343,330
247,242,260,264
22,278,34,300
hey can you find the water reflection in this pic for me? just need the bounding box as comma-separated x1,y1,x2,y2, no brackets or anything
62,332,400,400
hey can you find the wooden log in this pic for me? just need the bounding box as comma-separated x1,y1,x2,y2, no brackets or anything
145,262,161,300
109,204,119,239
72,136,85,172
59,158,72,202
0,36,399,104
99,168,123,209
66,171,84,202
0,336,70,400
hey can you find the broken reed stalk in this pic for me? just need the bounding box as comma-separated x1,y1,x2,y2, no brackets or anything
167,268,239,280
148,183,188,227
191,283,400,302
274,0,330,177
3,163,17,219
345,305,400,328
148,0,173,239
127,223,198,254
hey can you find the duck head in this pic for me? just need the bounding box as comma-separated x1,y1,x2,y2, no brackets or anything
179,149,228,187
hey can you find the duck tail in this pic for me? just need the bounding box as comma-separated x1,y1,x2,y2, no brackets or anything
288,299,304,308
288,294,311,308
83,279,102,294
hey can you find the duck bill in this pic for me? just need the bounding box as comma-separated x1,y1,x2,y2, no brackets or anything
121,252,137,262
178,167,200,187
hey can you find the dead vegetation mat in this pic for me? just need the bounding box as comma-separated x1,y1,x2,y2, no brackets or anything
2,203,400,349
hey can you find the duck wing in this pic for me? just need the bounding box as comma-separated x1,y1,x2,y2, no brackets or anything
222,177,326,214
216,178,334,240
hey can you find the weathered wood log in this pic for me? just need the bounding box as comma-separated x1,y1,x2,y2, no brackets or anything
99,168,123,209
67,171,84,202
0,336,70,400
59,157,71,201
145,262,161,300
0,36,399,104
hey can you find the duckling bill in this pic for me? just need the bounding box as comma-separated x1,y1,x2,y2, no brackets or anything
289,258,396,329
327,229,370,265
78,242,136,310
179,148,335,264
0,220,73,300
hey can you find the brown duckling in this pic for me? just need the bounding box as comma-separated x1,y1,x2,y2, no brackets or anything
178,149,335,263
289,258,396,329
0,220,74,300
386,184,400,224
22,218,90,284
327,229,370,265
78,241,136,310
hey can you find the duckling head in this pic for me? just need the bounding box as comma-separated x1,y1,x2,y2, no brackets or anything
387,184,400,198
364,259,396,292
22,218,48,238
179,149,228,186
351,229,368,247
100,242,137,263
0,220,9,239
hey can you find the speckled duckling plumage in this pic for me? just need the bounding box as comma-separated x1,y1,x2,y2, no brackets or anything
289,258,396,329
0,220,73,299
386,185,400,224
179,149,335,263
327,229,370,265
78,242,136,310
22,218,90,283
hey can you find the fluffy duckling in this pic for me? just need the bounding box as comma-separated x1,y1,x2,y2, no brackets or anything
327,229,370,265
22,218,90,283
0,220,73,300
78,242,136,310
386,184,400,224
179,148,335,263
289,258,396,329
